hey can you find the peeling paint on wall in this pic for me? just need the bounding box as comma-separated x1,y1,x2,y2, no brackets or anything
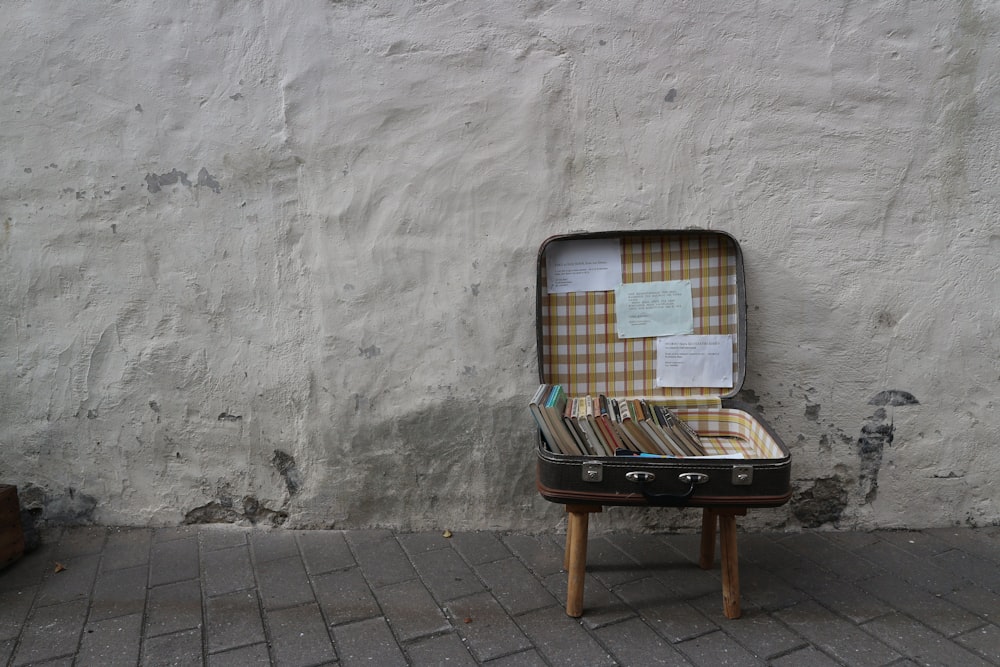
858,390,920,503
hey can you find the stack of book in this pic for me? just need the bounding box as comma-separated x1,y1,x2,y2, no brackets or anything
529,384,707,457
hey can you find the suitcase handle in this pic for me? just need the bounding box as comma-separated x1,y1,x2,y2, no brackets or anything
626,471,709,506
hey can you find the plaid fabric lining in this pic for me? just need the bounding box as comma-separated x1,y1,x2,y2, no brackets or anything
675,407,784,459
541,234,739,397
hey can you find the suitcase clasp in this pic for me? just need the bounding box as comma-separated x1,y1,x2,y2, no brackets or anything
582,461,603,483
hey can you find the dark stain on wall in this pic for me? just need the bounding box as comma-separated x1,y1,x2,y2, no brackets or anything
792,476,849,527
145,169,191,192
145,167,222,193
18,483,97,527
857,390,919,503
272,450,302,496
183,495,288,526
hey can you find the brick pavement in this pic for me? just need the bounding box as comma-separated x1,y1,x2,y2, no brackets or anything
1,523,998,666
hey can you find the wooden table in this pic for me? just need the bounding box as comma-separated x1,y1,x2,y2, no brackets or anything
563,504,748,619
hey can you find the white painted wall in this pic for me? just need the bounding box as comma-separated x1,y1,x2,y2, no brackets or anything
2,0,997,532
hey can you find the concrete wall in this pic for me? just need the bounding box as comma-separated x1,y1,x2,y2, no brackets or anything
2,0,998,533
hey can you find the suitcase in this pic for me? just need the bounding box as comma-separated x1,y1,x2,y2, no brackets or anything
533,230,791,619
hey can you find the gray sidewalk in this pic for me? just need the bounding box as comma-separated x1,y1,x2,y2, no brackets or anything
1,523,999,666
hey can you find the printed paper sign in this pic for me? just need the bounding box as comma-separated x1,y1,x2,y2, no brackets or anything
545,239,622,294
615,280,694,339
656,334,734,388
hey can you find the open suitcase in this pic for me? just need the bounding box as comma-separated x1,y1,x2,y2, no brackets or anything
533,230,791,619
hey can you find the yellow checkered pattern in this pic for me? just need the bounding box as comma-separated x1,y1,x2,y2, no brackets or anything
675,407,784,459
540,234,739,397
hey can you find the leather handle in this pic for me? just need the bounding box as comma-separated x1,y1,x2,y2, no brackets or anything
626,471,709,506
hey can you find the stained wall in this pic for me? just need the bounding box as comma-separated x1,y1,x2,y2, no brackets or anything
2,1,997,531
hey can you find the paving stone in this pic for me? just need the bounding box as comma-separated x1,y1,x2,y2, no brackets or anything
774,600,900,667
542,571,635,630
484,648,550,667
856,569,984,637
924,527,1000,566
0,541,55,592
593,616,693,666
932,547,1000,594
205,590,266,654
207,642,272,666
945,582,1000,621
297,530,355,575
202,544,254,597
332,616,407,667
373,577,451,642
878,529,954,559
817,530,883,552
787,570,892,624
676,628,763,667
861,611,993,667
854,539,969,596
149,536,199,587
266,602,336,666
397,530,453,557
0,586,35,641
101,528,152,572
199,526,249,552
583,536,648,589
404,631,478,667
612,533,723,600
688,595,806,660
36,553,100,607
11,598,88,666
412,546,485,602
256,554,315,610
769,646,841,667
250,530,300,564
151,526,199,544
778,532,885,583
55,527,107,559
736,562,809,612
347,531,416,588
502,533,566,578
613,577,717,642
518,605,616,667
313,566,382,627
954,623,1000,664
449,530,510,565
89,563,148,622
145,579,203,638
445,591,532,662
76,611,143,667
475,556,558,616
141,628,204,666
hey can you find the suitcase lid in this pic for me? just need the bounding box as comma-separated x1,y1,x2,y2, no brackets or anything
536,230,747,400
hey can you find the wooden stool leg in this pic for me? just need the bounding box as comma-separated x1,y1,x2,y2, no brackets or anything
699,508,717,570
719,511,742,619
564,505,600,618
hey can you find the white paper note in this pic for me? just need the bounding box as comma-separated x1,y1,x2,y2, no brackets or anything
545,239,622,294
656,334,734,388
615,280,694,339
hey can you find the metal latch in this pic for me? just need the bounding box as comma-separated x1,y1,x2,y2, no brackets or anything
582,461,603,483
732,465,753,486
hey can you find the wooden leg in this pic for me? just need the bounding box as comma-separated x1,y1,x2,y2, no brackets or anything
717,507,747,620
699,508,717,570
564,505,600,618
